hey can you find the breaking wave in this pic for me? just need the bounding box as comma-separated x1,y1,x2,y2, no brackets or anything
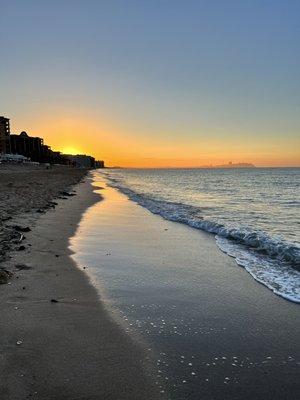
106,177,300,303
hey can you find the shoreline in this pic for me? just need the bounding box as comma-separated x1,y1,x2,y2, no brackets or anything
0,171,162,399
1,167,299,399
104,176,300,303
71,174,300,400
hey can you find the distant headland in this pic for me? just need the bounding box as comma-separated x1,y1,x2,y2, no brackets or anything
121,162,257,169
214,162,256,169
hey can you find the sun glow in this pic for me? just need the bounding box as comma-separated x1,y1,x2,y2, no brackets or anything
12,111,300,168
62,146,81,155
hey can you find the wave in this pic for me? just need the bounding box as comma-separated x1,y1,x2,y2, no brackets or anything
216,236,300,303
105,176,300,303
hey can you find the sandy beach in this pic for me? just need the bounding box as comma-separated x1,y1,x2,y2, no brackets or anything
1,166,299,400
0,166,161,400
2,2,299,399
0,165,86,266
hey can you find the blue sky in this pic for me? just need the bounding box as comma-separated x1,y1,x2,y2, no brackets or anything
0,0,299,166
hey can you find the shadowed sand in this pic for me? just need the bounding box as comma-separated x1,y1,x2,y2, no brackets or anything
0,173,162,400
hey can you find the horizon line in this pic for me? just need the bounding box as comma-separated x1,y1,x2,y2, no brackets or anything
106,165,300,169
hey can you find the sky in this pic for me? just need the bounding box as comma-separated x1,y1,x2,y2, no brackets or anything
0,0,299,167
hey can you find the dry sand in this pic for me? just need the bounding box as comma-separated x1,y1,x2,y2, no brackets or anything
0,164,86,265
0,165,161,400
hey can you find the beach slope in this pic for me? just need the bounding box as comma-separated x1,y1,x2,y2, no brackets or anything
0,167,160,400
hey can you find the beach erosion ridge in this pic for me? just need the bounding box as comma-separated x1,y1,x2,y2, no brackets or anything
0,164,163,400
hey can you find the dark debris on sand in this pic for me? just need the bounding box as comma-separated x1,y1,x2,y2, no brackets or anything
0,269,13,284
0,166,87,269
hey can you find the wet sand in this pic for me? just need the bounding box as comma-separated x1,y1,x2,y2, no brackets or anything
0,170,161,400
71,176,300,400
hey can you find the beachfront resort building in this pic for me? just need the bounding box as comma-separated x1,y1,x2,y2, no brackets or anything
10,132,72,164
64,155,105,169
65,154,96,168
10,131,45,162
0,116,11,154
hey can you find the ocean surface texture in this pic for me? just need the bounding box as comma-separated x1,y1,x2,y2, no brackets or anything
103,168,300,302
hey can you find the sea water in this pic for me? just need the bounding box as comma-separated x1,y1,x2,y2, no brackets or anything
101,168,300,302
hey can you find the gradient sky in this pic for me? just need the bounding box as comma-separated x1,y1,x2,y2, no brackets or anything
1,0,299,167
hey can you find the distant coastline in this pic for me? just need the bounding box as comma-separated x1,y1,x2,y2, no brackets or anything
213,162,256,168
109,162,257,169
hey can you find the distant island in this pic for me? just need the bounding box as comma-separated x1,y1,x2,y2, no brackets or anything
112,163,257,169
214,162,256,168
107,162,257,169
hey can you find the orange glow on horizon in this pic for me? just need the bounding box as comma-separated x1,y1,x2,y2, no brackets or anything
10,112,300,168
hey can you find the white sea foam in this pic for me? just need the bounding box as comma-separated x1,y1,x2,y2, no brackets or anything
216,236,300,303
105,176,300,303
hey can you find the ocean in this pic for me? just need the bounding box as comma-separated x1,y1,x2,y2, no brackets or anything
102,167,300,302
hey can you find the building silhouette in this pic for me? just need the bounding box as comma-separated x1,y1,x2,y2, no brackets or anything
65,154,96,169
10,131,68,164
10,131,44,162
1,116,105,168
0,116,11,154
